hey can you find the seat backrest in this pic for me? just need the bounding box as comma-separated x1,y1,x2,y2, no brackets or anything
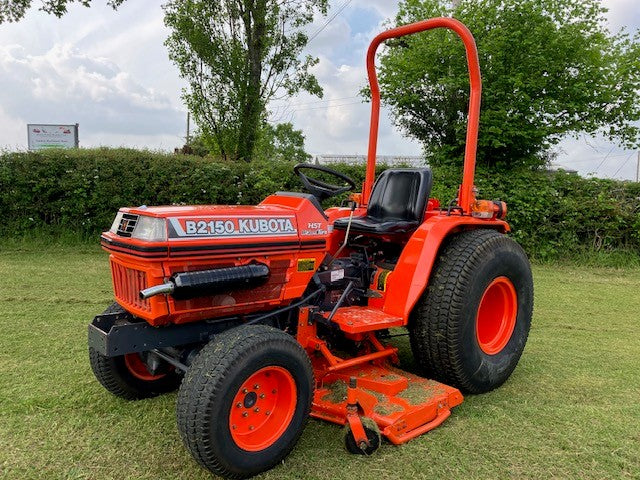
367,168,433,223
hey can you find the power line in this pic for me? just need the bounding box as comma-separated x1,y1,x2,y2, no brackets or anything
307,0,353,43
593,145,615,174
610,152,635,179
287,100,364,113
553,152,631,167
270,95,360,108
269,1,354,112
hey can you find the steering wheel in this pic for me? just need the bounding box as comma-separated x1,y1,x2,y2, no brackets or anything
294,163,356,201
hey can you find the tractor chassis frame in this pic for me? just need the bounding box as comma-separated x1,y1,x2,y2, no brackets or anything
88,310,239,358
89,304,464,448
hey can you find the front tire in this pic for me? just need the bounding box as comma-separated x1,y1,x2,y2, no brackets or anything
89,303,181,400
176,324,313,479
409,229,533,394
89,348,181,400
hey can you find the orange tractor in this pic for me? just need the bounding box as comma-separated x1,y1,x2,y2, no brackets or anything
89,18,533,479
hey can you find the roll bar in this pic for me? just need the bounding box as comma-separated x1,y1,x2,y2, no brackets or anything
363,17,482,214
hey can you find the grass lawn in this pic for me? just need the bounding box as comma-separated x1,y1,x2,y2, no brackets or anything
1,243,639,480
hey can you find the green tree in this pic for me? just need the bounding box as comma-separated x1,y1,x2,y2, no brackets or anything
376,0,640,169
0,0,123,23
164,0,327,162
188,122,311,162
254,122,311,162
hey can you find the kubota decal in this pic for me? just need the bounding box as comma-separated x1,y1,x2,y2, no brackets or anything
168,216,297,239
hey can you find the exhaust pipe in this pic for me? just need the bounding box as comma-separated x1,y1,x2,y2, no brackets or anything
140,283,175,299
140,263,270,300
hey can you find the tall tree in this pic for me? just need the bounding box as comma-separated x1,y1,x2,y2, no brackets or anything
164,0,327,161
376,0,640,169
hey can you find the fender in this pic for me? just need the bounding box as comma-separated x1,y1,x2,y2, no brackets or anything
383,216,509,321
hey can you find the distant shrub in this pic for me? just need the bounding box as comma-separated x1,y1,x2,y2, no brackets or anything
1,148,638,260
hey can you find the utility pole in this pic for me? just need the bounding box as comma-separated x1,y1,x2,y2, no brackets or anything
186,112,191,146
636,150,639,182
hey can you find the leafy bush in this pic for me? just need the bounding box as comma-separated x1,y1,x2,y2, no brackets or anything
1,148,638,261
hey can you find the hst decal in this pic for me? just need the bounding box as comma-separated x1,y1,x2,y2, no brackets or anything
168,216,297,239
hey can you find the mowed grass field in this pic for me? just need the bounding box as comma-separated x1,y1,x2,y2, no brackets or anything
1,243,639,480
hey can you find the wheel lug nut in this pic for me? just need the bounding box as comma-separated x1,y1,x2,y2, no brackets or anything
259,393,265,399
254,384,260,390
242,388,248,394
254,407,260,413
265,411,270,416
242,412,248,417
232,424,237,430
272,389,277,394
236,403,242,408
249,425,254,430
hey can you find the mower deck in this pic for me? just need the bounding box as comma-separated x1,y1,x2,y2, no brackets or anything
312,365,463,445
296,306,463,446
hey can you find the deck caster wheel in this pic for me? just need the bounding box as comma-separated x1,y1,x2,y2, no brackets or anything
344,418,381,455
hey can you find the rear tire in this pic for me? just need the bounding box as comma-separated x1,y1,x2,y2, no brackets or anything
409,229,533,394
176,324,313,479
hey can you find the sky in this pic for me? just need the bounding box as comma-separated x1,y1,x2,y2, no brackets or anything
0,0,639,180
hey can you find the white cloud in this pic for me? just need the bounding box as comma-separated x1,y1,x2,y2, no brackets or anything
553,134,638,181
0,1,186,150
352,0,399,20
603,0,640,32
0,0,637,174
276,53,420,156
0,42,184,147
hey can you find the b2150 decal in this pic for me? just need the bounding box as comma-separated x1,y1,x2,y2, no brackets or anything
168,216,297,239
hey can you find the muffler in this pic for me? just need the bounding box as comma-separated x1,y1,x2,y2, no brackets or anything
140,263,270,300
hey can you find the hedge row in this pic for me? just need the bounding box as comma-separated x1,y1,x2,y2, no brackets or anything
1,148,639,259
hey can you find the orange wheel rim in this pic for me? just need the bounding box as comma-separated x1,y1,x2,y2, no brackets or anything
476,276,518,355
124,353,167,381
229,366,297,452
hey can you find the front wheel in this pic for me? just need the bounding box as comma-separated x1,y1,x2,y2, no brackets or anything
176,324,313,479
89,348,181,400
89,302,181,400
409,229,533,394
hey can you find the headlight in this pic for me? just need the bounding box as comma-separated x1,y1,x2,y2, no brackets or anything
109,212,167,242
132,216,167,242
109,212,124,234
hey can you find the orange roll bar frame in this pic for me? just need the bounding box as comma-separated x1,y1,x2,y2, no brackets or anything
363,17,482,214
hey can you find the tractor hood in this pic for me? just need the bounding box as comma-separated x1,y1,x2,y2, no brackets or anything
100,194,333,259
125,204,299,240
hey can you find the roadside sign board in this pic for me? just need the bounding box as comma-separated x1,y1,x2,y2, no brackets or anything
27,124,79,150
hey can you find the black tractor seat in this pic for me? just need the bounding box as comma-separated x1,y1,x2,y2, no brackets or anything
334,168,433,235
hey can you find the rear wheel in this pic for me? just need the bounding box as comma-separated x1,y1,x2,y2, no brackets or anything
409,229,533,394
176,324,313,479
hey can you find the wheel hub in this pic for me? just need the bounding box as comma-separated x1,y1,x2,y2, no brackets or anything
476,276,518,355
243,391,257,409
123,353,167,381
229,366,297,452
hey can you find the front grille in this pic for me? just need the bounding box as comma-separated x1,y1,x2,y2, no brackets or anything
116,213,139,237
111,261,151,312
